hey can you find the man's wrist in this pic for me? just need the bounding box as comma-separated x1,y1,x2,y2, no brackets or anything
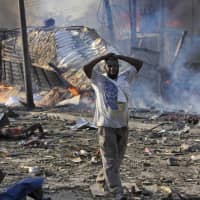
115,54,123,59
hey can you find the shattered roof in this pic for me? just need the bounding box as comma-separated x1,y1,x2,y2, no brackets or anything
2,26,117,89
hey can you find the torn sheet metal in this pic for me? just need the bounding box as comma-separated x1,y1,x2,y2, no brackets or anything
70,117,97,130
2,26,118,90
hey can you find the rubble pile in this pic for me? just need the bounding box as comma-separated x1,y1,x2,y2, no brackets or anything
36,87,69,107
35,86,95,112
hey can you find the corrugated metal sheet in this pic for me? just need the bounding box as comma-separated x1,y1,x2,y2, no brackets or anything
1,26,118,90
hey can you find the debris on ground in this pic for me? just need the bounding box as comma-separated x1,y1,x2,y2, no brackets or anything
0,106,200,200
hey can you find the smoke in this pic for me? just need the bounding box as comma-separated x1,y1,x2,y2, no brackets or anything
161,34,200,113
0,0,19,29
160,1,200,113
0,0,100,29
127,0,200,114
24,0,99,29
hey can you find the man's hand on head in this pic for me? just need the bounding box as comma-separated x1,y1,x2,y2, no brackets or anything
104,52,116,60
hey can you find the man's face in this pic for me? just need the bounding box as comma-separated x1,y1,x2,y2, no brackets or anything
105,57,119,80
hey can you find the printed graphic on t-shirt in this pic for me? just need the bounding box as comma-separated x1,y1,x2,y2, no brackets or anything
104,79,118,110
119,67,135,84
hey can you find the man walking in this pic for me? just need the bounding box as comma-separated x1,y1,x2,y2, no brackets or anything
83,53,143,200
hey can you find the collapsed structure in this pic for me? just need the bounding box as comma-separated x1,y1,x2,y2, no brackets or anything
0,26,112,91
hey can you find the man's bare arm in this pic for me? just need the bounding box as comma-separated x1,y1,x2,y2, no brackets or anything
83,53,114,78
116,55,143,72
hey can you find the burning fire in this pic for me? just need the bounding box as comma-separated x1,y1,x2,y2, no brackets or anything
0,84,13,103
0,84,13,90
68,86,80,96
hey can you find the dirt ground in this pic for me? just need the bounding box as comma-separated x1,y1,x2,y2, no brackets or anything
0,106,200,200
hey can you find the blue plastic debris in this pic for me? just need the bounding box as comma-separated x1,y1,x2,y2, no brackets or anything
0,177,44,200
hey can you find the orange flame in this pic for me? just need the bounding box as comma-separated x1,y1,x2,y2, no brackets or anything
68,86,80,96
0,84,13,90
0,84,13,103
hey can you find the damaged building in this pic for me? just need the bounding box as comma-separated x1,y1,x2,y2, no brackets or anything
0,26,114,107
0,26,109,91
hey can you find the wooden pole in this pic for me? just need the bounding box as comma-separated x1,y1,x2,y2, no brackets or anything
104,0,115,43
129,0,137,53
18,0,35,108
159,0,165,65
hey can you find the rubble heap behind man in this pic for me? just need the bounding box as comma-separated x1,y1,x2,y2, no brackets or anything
83,52,143,200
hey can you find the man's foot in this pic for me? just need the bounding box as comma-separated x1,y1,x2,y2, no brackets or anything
119,197,127,200
0,169,5,183
90,183,109,197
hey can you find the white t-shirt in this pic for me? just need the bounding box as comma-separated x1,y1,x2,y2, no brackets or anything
91,67,136,128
